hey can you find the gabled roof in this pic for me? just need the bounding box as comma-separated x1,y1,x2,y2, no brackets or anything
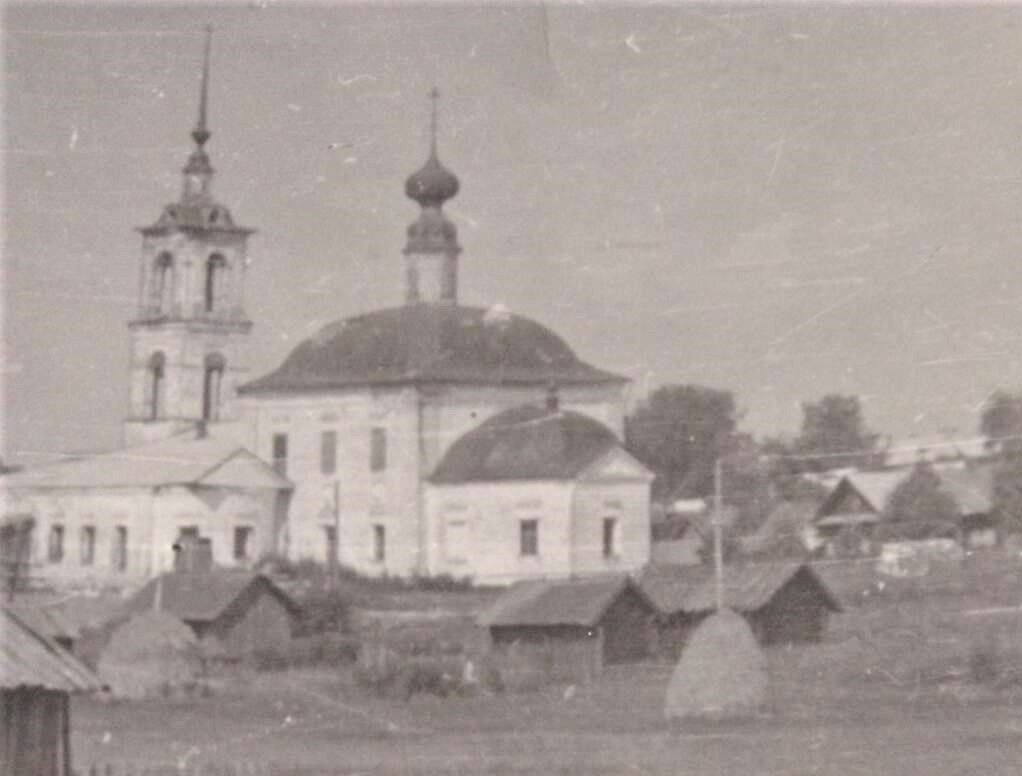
936,465,993,515
0,607,101,692
7,603,81,644
1,434,291,491
431,405,630,483
818,470,908,516
124,570,299,624
637,562,841,616
239,303,627,395
477,574,654,628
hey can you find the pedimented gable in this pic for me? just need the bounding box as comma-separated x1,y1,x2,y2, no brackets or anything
579,447,652,482
199,449,292,490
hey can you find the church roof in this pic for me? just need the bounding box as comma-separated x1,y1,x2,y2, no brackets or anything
240,303,627,395
430,404,622,483
1,434,291,491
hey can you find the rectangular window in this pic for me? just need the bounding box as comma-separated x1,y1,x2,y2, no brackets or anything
113,526,128,571
272,433,288,476
323,526,337,566
373,524,386,562
48,525,64,563
520,519,538,557
603,518,618,558
80,526,96,566
233,526,253,561
370,427,387,472
320,430,337,475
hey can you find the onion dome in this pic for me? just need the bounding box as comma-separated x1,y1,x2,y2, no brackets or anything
405,153,460,208
238,304,628,395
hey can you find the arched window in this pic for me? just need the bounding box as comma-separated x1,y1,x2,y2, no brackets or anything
147,351,165,420
153,252,175,314
202,352,226,421
205,253,227,314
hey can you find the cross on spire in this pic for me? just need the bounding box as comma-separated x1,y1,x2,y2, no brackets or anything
429,86,440,156
192,25,213,148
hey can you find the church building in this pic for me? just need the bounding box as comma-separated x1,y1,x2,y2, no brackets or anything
2,34,652,588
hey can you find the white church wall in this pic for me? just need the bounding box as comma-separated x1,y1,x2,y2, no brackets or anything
569,480,651,577
425,481,575,584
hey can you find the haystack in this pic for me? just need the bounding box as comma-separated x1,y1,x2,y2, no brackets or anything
664,608,767,720
97,610,202,699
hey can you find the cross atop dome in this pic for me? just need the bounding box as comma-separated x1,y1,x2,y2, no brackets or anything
182,26,216,203
405,87,460,209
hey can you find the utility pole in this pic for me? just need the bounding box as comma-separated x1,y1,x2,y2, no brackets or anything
713,456,724,611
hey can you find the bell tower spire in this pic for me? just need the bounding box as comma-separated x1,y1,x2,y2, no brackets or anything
183,25,214,202
403,87,461,305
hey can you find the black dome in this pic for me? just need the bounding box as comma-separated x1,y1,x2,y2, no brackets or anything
240,304,626,394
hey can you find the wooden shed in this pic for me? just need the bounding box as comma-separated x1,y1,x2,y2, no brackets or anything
639,562,841,658
120,570,301,661
477,575,657,679
1,606,101,776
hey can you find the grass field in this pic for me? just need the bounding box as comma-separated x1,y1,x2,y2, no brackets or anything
72,552,1022,775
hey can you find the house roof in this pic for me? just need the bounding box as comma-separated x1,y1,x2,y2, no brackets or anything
936,465,993,515
124,570,299,623
239,303,627,395
431,405,628,483
0,607,101,692
477,574,653,628
7,603,81,644
637,562,841,615
1,434,291,491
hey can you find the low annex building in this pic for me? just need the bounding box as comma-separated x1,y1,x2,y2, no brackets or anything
1,434,292,588
426,400,653,583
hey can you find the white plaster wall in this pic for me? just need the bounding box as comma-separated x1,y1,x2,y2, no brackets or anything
570,480,651,576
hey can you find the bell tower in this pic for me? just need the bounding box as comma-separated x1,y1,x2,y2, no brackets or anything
403,88,461,304
124,28,255,446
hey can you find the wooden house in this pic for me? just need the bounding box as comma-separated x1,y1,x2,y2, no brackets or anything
1,606,101,776
477,574,657,679
120,570,301,660
638,562,841,657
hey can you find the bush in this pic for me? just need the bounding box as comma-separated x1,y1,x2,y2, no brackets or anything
293,587,352,636
253,634,360,672
354,644,472,699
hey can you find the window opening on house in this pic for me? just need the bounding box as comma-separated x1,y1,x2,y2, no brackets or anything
370,427,387,472
373,524,386,562
233,526,252,561
202,352,226,421
148,351,165,420
205,253,226,313
323,525,337,566
520,519,538,557
153,252,174,313
48,525,64,563
603,517,618,558
113,526,128,571
272,433,288,476
321,430,337,475
80,526,96,566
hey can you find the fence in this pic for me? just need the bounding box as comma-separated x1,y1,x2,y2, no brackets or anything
78,764,352,776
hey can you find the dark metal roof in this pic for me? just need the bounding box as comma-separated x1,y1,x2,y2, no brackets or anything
477,574,654,628
239,304,627,395
124,571,299,624
0,607,101,692
430,405,622,483
637,562,842,616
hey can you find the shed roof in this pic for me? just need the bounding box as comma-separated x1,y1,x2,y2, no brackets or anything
125,571,299,624
7,604,81,645
637,562,841,616
1,434,291,491
0,607,101,692
432,405,627,483
477,574,653,628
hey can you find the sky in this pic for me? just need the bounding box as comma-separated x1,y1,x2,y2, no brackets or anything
5,2,1022,466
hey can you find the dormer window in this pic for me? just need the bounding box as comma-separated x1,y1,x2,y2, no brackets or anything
205,253,226,313
202,352,226,421
147,351,165,420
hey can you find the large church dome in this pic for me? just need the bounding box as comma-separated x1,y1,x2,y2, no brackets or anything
239,304,625,394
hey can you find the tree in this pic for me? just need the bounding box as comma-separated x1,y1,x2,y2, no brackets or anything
878,463,960,542
992,454,1022,536
980,390,1022,453
625,384,738,501
791,394,885,472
